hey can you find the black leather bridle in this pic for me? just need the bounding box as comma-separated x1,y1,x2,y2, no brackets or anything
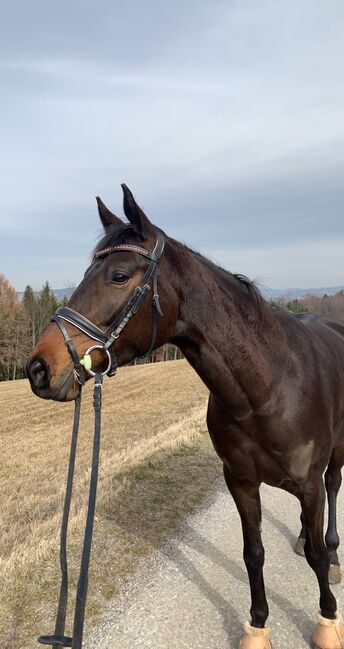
38,233,165,649
51,231,165,380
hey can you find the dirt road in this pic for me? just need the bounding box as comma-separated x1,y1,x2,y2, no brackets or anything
84,481,344,649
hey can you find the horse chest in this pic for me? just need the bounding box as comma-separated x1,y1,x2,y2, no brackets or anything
207,405,318,488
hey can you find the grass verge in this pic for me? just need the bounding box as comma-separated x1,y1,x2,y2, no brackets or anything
0,360,221,648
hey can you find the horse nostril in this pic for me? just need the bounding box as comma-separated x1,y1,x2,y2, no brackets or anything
28,358,51,389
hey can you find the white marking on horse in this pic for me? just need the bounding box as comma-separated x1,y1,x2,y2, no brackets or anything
290,440,315,479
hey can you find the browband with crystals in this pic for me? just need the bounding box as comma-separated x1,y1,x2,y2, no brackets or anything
95,243,158,261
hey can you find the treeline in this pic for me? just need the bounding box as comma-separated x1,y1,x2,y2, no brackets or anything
271,289,344,319
0,274,65,381
2,270,342,383
134,343,184,365
0,274,183,382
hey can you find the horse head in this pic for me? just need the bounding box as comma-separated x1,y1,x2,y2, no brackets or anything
27,184,178,401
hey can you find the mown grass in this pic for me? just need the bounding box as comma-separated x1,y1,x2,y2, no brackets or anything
0,360,221,648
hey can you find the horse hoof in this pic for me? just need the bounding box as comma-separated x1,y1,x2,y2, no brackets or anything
312,611,344,649
239,623,272,649
329,564,341,585
294,537,306,556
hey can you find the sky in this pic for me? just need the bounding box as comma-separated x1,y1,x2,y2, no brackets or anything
0,0,343,292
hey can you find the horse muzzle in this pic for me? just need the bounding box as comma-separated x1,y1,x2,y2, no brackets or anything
27,357,79,401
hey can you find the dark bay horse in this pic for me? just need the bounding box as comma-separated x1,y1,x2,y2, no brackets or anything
27,185,344,649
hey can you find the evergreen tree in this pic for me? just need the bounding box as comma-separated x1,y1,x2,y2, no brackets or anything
22,285,38,347
37,281,58,337
285,299,308,314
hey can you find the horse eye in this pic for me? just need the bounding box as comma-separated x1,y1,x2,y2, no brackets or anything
111,272,129,285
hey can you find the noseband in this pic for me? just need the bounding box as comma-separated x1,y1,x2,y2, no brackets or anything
38,233,165,649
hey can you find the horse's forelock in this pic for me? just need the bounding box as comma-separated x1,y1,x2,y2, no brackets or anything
93,224,139,259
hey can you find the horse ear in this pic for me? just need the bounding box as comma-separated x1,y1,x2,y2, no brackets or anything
96,196,123,229
121,183,153,239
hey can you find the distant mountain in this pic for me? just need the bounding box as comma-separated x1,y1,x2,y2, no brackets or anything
51,285,344,302
260,285,344,300
18,287,75,301
53,287,75,301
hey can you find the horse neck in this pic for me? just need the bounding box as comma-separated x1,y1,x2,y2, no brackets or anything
165,239,282,416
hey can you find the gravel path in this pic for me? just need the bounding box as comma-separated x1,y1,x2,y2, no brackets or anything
84,480,344,649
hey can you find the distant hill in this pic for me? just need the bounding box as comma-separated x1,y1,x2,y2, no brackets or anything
18,287,75,301
260,285,344,300
50,285,344,302
53,287,75,301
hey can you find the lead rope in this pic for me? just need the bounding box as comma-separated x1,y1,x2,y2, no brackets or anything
38,372,102,648
71,372,102,649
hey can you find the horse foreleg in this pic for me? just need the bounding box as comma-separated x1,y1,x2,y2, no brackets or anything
325,446,344,585
223,465,271,649
299,477,344,649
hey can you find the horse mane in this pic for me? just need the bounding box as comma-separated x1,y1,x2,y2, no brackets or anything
185,245,264,310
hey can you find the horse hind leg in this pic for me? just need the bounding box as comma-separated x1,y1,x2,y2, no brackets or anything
298,476,344,649
295,445,344,580
294,510,307,556
325,445,344,585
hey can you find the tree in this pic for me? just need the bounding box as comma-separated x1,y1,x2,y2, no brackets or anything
0,274,27,380
285,299,308,314
22,285,38,347
0,277,72,381
270,291,344,320
60,295,69,307
37,281,58,338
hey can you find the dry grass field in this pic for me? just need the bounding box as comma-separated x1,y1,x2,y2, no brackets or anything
0,360,221,649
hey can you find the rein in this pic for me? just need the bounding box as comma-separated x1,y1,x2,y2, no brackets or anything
38,233,165,649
